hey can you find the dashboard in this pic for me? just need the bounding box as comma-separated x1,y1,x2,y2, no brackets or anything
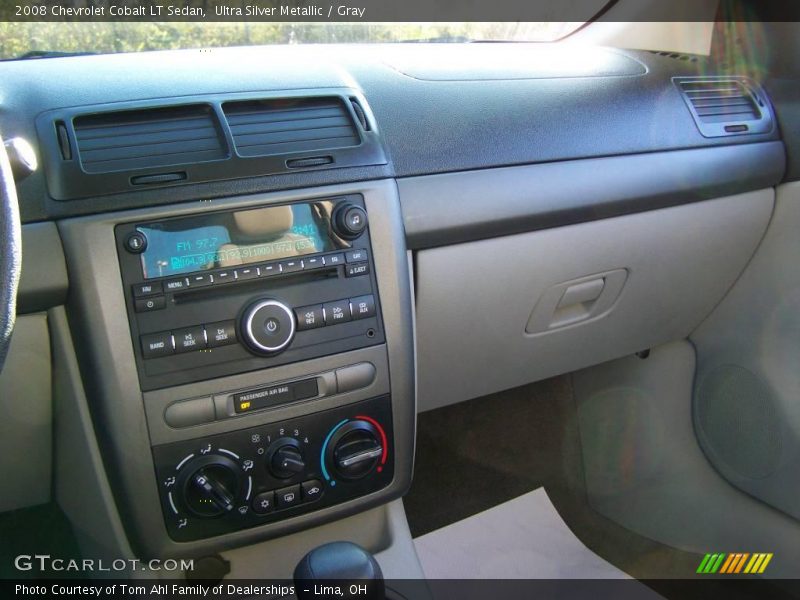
2,38,793,571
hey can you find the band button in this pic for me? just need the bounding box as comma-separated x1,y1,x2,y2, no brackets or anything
141,332,174,359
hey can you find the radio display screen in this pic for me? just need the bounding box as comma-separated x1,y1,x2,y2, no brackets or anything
137,201,346,279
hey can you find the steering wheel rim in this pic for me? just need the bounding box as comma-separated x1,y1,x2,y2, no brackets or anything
0,136,21,372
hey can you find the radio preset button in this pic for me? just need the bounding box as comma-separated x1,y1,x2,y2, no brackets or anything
235,267,259,281
295,304,324,331
188,273,213,288
206,320,237,348
323,300,352,325
214,269,236,284
350,295,376,320
260,263,281,278
141,332,174,359
135,296,166,313
345,248,369,263
303,256,325,270
132,281,163,298
174,326,207,354
280,259,303,274
345,263,370,278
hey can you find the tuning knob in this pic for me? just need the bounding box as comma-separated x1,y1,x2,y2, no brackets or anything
332,203,368,240
267,438,306,479
240,298,296,355
328,420,383,480
177,455,241,517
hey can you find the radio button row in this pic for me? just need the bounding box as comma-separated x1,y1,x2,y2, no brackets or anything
345,248,369,263
141,332,174,359
323,300,352,325
345,263,370,278
132,281,163,298
174,326,206,353
142,322,237,359
206,320,237,348
135,296,166,313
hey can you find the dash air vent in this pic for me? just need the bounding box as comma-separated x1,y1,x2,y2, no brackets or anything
223,97,360,157
36,91,386,201
674,77,773,138
73,104,226,173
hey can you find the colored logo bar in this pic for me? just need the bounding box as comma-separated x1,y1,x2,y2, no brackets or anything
697,553,773,574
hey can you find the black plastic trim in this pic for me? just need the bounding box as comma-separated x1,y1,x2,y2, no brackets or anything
398,142,786,250
35,89,386,201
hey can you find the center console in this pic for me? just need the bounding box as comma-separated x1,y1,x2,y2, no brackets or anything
58,180,415,558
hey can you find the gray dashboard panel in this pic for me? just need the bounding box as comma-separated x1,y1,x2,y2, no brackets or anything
398,142,785,249
414,189,774,411
56,179,415,559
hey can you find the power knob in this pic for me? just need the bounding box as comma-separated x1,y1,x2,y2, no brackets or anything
241,298,296,355
332,203,368,240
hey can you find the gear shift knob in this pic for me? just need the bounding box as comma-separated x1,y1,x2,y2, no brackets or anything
294,541,385,600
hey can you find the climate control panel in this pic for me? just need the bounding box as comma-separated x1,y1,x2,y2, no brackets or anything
152,395,393,542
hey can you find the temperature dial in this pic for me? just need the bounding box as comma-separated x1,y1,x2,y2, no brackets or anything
176,455,242,517
326,419,384,481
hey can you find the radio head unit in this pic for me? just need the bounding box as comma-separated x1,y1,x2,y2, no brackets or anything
115,194,384,391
